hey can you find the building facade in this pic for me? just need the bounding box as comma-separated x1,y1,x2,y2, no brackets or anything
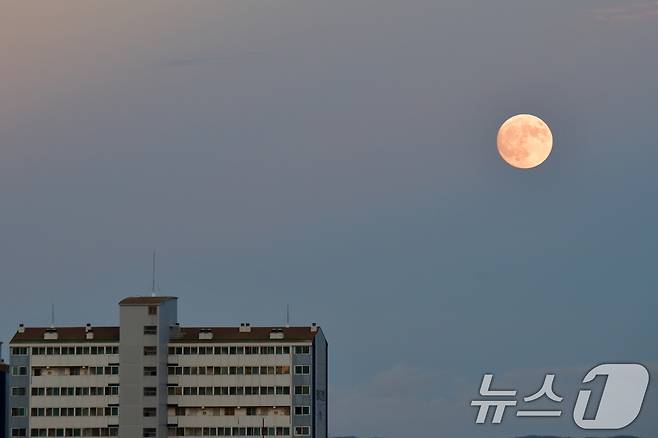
8,296,328,438
1,361,8,438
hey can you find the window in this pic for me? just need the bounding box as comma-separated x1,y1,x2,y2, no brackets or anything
276,346,291,354
106,385,120,396
144,325,157,335
143,428,157,437
10,429,26,437
295,426,311,436
246,407,258,416
143,346,157,356
143,387,157,397
294,345,311,355
11,387,26,396
276,386,290,395
294,386,310,395
295,365,310,375
275,365,289,375
148,306,158,315
11,347,28,355
11,366,27,376
11,407,26,417
260,386,275,395
143,407,157,417
143,367,157,376
295,406,311,416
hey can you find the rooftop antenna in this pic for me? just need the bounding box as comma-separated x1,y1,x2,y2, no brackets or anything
151,251,157,296
50,304,55,328
285,304,290,328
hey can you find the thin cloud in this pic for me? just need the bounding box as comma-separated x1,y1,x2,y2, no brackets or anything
593,1,658,21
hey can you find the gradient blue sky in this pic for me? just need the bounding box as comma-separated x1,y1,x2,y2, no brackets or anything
1,1,658,436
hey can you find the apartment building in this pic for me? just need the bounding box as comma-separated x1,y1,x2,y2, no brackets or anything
8,296,328,438
1,360,7,438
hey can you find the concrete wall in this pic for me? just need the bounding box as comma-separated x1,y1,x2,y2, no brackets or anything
119,298,177,437
313,329,328,438
0,365,7,438
7,352,29,437
292,343,313,436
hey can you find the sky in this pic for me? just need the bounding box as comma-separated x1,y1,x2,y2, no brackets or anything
1,1,658,436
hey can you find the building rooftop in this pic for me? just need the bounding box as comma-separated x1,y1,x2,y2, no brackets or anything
170,326,318,343
11,326,120,344
10,325,319,344
119,296,178,305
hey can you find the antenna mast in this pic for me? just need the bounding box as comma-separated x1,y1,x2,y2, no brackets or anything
152,251,157,296
286,304,290,328
50,304,55,328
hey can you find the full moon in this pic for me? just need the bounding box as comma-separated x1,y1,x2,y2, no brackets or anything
497,114,553,169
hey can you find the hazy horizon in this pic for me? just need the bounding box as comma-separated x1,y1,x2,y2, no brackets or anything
2,1,658,437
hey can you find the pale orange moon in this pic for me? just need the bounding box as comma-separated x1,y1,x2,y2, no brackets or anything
497,114,553,169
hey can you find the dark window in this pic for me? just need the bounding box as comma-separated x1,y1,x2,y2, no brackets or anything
295,365,311,375
143,346,157,356
13,367,27,376
143,367,157,376
294,345,311,355
11,387,26,396
143,387,157,397
295,406,311,416
294,386,310,395
11,407,26,417
143,408,157,417
144,326,157,335
147,306,158,315
295,426,311,436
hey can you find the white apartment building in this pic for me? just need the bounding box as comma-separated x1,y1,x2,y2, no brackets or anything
7,297,328,438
